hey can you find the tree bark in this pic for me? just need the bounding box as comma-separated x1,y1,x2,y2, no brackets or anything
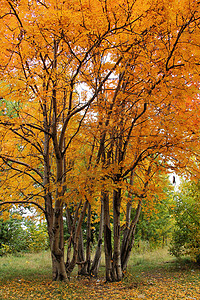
121,170,134,269
66,202,82,268
51,154,68,281
112,188,123,281
66,199,88,277
79,203,91,275
121,200,142,271
103,191,113,282
90,199,104,277
77,230,86,274
43,105,59,280
65,206,87,275
52,204,68,281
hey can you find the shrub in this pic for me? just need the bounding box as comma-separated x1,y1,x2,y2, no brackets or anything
0,214,49,255
25,220,49,252
170,180,200,263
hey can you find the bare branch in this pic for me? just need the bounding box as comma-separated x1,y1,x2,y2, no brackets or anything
0,155,43,179
0,200,45,214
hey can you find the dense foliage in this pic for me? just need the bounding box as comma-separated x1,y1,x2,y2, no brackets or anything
0,213,49,256
170,181,200,263
135,201,174,249
0,0,199,281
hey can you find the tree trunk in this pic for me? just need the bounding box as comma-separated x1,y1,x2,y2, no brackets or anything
66,199,88,277
103,191,113,282
50,152,68,281
77,230,87,275
86,203,91,273
121,200,142,271
121,200,132,254
66,202,82,268
79,203,91,275
112,188,123,281
121,170,134,270
52,204,68,281
43,113,60,280
65,205,86,275
46,206,58,281
121,166,151,271
90,199,104,277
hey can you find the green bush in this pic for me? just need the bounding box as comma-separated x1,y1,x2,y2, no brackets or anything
25,220,49,252
0,217,28,254
0,214,49,255
170,180,200,263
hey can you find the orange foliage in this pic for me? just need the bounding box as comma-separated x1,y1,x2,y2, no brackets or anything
0,0,200,281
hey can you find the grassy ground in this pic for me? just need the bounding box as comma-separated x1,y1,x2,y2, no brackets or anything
0,248,199,299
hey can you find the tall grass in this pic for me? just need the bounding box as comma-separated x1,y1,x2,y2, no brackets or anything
129,244,174,270
0,244,197,281
0,250,52,281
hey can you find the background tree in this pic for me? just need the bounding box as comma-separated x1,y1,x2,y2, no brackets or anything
135,181,174,250
170,180,200,263
0,209,48,255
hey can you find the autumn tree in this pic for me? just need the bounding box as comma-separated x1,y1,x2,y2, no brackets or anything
0,0,154,281
0,0,200,282
78,0,200,281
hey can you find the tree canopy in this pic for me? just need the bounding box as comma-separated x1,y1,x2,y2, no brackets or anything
0,0,200,281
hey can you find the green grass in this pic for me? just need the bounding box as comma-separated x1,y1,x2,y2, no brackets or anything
129,246,175,271
0,251,52,281
0,247,199,299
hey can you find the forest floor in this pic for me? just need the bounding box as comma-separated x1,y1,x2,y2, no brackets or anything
0,247,199,299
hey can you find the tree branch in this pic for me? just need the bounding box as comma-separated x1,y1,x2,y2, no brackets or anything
0,200,46,214
0,155,43,179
